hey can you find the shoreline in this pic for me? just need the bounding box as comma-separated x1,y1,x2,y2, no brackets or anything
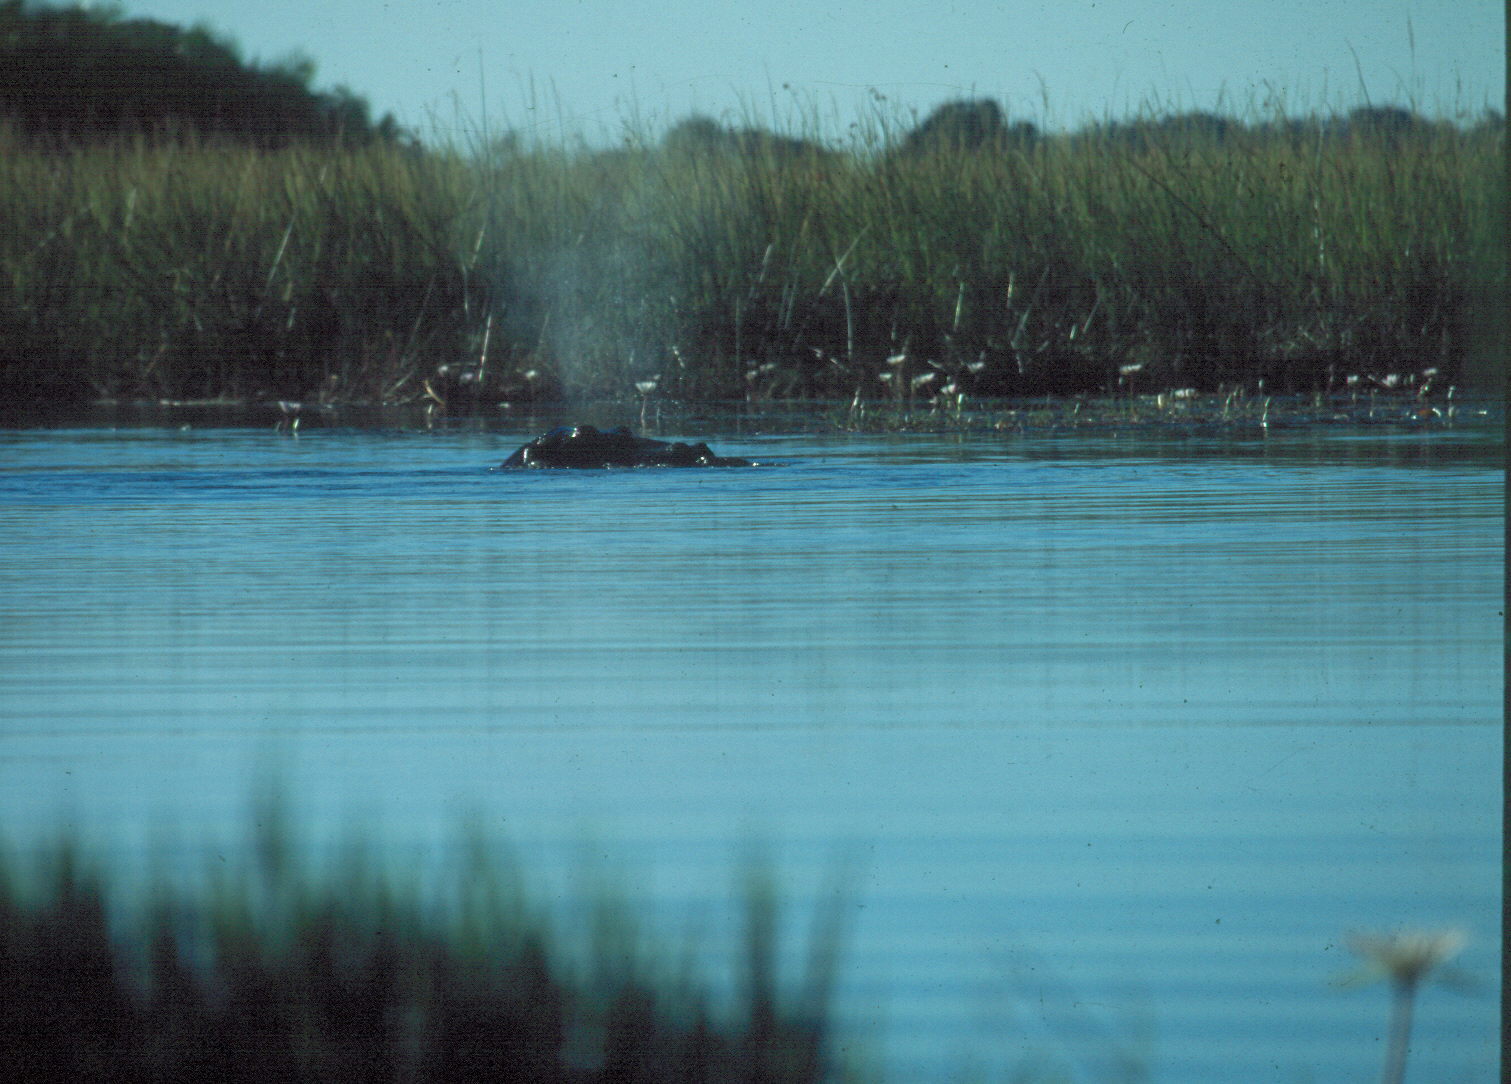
5,387,1495,439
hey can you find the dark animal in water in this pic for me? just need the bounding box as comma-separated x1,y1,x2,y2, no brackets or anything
500,426,753,469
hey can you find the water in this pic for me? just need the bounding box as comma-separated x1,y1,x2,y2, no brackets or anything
0,414,1501,1080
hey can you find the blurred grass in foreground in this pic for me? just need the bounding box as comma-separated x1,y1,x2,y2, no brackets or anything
0,803,848,1083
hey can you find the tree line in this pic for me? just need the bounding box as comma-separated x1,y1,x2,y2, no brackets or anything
0,1,401,145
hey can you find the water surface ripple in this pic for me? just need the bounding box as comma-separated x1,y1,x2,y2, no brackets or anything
0,421,1501,1080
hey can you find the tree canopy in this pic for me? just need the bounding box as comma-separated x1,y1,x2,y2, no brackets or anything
0,1,401,144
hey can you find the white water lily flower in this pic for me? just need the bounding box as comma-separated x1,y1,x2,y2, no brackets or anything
1336,928,1472,1084
1341,928,1468,990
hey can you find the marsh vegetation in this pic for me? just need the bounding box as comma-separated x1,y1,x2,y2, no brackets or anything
0,92,1501,413
0,807,845,1083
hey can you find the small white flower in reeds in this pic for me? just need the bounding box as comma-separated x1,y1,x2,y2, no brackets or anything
634,380,658,395
885,352,907,367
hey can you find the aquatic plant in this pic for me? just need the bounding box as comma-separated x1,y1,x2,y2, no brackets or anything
0,125,483,406
0,811,848,1083
1336,927,1475,1084
0,93,1500,410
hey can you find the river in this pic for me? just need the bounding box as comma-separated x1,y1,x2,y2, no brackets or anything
0,407,1501,1080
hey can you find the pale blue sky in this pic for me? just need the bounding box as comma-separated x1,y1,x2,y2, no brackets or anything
112,0,1503,142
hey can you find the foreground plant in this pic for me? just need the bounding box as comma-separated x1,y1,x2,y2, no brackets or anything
1336,927,1474,1084
0,815,846,1083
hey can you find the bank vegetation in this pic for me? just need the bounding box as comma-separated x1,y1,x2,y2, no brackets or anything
0,99,1502,410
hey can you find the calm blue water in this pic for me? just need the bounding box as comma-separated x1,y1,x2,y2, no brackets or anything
0,415,1501,1080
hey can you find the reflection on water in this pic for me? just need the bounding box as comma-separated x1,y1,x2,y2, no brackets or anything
0,417,1502,1080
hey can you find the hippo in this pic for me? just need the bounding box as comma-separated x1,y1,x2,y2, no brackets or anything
500,425,753,469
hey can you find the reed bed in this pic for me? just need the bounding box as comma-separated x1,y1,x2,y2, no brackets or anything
0,810,843,1083
0,105,1500,410
0,129,482,404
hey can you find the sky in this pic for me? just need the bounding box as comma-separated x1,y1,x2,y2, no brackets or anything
107,0,1504,144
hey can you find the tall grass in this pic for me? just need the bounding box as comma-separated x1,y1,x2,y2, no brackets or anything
0,809,845,1082
0,103,1500,410
0,127,483,405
